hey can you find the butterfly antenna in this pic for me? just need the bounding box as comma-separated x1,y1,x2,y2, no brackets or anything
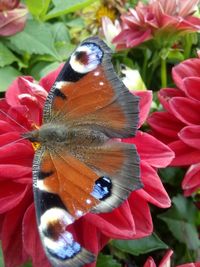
0,108,28,132
0,136,29,151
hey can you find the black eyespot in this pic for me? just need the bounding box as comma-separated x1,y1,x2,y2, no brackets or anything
54,88,67,100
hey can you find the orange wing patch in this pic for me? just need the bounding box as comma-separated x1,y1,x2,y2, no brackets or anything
39,150,100,218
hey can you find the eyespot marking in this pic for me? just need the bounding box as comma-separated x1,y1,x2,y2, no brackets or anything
91,176,112,200
69,43,103,74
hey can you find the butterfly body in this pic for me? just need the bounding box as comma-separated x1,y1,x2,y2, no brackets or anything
26,37,142,267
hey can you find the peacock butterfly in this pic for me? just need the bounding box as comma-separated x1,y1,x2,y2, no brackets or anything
24,37,142,267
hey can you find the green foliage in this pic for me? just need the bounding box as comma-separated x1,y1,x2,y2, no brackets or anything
159,195,200,250
112,233,168,256
0,43,19,67
96,254,121,267
0,66,21,92
44,0,96,20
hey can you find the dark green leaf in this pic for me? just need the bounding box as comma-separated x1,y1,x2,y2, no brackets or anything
0,43,18,67
0,66,21,92
8,20,59,59
112,233,168,256
159,195,200,250
96,254,121,267
22,262,32,267
44,0,96,20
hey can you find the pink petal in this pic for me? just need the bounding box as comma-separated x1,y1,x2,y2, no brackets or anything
0,164,31,180
172,58,200,89
179,125,200,148
148,111,185,139
158,88,185,113
169,140,200,166
124,131,174,168
85,200,136,239
159,249,173,267
135,90,152,127
144,257,156,267
129,193,153,238
169,97,200,125
182,77,200,101
137,161,171,208
0,5,28,36
6,76,34,106
39,64,64,92
182,163,200,192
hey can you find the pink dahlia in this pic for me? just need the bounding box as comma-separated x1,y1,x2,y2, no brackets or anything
0,66,173,267
113,0,200,49
148,56,200,196
0,0,28,36
144,249,200,267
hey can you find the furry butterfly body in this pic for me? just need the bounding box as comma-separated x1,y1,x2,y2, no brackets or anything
25,37,142,267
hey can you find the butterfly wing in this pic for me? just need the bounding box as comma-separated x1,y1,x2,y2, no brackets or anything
33,37,142,267
43,37,139,138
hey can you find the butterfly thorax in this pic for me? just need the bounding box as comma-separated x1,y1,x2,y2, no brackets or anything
24,123,108,149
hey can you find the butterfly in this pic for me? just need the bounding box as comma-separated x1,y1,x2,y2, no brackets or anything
24,37,142,267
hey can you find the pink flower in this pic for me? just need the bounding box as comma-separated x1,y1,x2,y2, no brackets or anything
148,56,200,196
0,66,173,267
144,250,200,267
113,0,200,49
0,0,28,36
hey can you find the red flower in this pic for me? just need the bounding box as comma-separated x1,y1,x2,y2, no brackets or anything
0,66,173,267
113,0,200,49
0,0,28,36
144,249,200,267
148,57,200,196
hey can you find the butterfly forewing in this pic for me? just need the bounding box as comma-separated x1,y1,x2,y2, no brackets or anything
33,37,142,267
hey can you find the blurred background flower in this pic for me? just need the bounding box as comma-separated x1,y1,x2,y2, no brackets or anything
113,0,200,49
0,0,28,36
148,56,200,197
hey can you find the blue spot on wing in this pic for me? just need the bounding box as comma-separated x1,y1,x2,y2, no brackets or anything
48,241,81,260
91,176,112,200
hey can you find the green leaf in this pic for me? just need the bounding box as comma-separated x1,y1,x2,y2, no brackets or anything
0,244,4,267
112,233,168,256
25,0,51,18
96,254,121,267
0,66,21,92
0,43,18,67
22,262,32,267
159,195,200,250
8,20,59,59
30,61,60,80
44,0,96,20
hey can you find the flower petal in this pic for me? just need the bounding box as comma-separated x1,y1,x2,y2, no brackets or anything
182,163,200,195
182,77,200,101
135,90,152,127
137,161,171,208
179,125,200,148
124,131,174,167
85,200,136,239
0,6,28,36
148,111,185,140
169,97,200,125
169,140,200,166
158,88,185,113
144,256,156,267
172,58,200,89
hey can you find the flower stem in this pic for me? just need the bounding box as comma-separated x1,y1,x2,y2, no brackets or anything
161,57,167,88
